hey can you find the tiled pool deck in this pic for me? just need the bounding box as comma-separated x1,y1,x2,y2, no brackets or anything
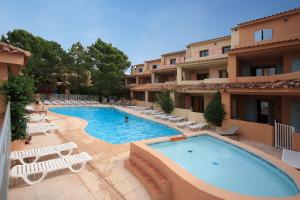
8,105,282,200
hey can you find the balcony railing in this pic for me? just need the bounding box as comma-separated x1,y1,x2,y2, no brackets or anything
236,71,300,83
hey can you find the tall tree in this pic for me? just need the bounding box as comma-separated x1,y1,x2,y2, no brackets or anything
87,39,130,100
67,42,90,94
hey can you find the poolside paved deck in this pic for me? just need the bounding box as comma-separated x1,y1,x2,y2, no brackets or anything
8,104,283,200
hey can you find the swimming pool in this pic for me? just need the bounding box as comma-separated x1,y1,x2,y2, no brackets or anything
150,134,300,197
49,106,180,144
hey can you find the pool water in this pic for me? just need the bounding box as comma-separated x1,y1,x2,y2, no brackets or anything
150,135,300,197
49,107,180,144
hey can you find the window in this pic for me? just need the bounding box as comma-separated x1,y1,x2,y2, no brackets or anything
257,100,273,124
219,70,228,78
292,58,300,72
170,59,176,65
152,64,158,69
254,29,272,41
200,50,209,57
196,73,209,80
138,68,143,72
250,65,276,76
222,46,231,54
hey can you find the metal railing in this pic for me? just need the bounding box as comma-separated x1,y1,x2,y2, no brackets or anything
0,102,11,200
39,94,99,101
274,120,295,150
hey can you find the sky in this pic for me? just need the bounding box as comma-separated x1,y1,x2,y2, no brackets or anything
1,0,300,66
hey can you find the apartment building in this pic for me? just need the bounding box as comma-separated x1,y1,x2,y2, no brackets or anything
125,7,300,150
173,36,231,120
125,50,185,106
222,7,300,150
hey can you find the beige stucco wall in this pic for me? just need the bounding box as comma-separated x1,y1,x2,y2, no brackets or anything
161,53,186,66
185,38,230,62
237,11,300,48
230,29,240,48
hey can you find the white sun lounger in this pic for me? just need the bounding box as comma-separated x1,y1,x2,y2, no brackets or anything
141,109,153,114
151,111,164,115
177,121,195,128
29,114,48,123
11,152,91,185
10,142,78,164
169,116,185,122
25,105,36,112
187,122,208,131
43,100,51,105
282,149,300,169
26,123,58,135
153,114,167,119
160,115,173,120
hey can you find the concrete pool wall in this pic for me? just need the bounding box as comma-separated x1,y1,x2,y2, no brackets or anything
125,131,300,200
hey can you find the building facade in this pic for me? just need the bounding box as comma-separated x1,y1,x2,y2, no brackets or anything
125,7,300,150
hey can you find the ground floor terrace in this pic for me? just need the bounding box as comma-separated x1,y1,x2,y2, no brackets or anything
221,87,300,151
8,104,288,200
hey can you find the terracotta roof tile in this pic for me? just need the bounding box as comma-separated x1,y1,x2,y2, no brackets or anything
131,82,177,91
178,79,300,92
237,7,300,27
0,42,31,57
187,35,231,47
161,50,186,56
230,38,300,52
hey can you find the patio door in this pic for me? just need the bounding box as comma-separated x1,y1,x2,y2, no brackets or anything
291,101,300,132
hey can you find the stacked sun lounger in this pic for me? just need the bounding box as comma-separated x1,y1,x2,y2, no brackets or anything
10,142,91,185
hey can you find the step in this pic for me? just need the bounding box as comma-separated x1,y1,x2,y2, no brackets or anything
125,159,163,200
131,153,170,192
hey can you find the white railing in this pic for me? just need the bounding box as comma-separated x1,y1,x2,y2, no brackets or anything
0,102,11,200
39,94,99,101
274,121,295,150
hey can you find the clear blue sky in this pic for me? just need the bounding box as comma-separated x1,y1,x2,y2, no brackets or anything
1,0,300,65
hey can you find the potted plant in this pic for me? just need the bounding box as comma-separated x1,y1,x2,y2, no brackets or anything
2,75,35,151
204,90,225,129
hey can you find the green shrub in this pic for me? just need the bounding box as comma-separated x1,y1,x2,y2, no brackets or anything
2,75,35,141
156,90,174,114
204,91,225,127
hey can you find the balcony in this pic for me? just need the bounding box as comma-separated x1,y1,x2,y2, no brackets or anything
235,71,300,83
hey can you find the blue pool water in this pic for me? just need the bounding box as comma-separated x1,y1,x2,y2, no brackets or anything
49,107,180,144
150,135,300,197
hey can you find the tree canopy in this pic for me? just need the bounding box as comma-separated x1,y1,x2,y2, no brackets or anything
1,29,131,97
1,29,68,92
87,39,131,98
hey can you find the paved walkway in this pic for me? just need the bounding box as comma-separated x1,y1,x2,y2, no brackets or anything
8,105,283,200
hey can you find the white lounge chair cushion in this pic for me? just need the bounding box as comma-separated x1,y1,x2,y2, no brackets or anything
282,149,300,169
10,142,77,164
11,152,91,185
